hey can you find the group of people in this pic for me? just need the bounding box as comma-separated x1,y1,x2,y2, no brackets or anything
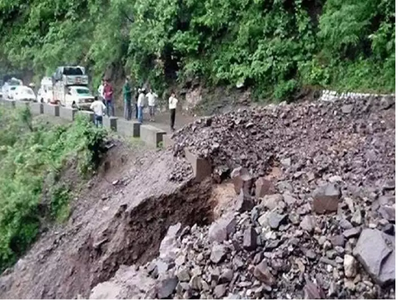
90,76,179,131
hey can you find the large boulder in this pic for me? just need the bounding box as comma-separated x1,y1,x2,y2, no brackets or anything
353,229,395,286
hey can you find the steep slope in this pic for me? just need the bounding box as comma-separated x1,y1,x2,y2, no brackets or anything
0,142,214,298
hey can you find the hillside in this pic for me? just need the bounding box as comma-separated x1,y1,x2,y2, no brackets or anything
0,0,395,104
0,95,395,299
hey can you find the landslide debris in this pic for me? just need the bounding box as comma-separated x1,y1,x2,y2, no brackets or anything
91,96,394,299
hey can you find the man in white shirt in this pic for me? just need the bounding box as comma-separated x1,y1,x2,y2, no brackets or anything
168,92,178,131
137,88,146,123
146,88,158,122
90,96,107,127
97,79,105,104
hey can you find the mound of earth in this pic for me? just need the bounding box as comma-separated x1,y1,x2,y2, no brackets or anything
90,96,395,299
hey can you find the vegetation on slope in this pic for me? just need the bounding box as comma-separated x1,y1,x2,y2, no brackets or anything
0,107,106,271
0,0,395,100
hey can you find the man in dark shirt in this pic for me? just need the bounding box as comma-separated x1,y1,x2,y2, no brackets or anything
123,76,132,120
103,79,114,117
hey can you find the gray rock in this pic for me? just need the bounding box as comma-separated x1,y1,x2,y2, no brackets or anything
157,276,178,299
209,214,236,243
351,208,362,225
281,158,291,167
235,189,255,213
219,269,234,284
211,244,227,264
313,183,341,214
177,268,191,282
353,229,395,286
282,191,297,205
253,260,276,286
305,249,317,260
267,211,287,229
255,177,275,199
243,226,257,251
189,275,203,290
330,235,345,247
344,254,357,278
261,194,283,210
214,284,227,298
378,206,395,222
300,215,315,233
343,227,361,238
383,223,394,235
339,218,353,230
341,104,354,114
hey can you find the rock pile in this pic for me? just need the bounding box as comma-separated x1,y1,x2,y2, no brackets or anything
91,96,395,299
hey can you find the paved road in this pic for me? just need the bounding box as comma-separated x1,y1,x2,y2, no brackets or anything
114,107,196,133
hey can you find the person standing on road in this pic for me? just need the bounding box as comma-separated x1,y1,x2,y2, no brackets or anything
90,96,107,127
97,79,105,104
123,76,132,120
146,88,158,122
137,88,145,123
169,91,178,131
103,79,114,117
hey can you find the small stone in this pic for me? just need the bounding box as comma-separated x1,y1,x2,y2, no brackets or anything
339,218,353,230
157,276,178,299
344,278,356,291
300,215,315,233
255,177,275,198
235,189,255,213
189,275,203,291
330,235,345,247
243,226,257,251
281,158,291,167
383,223,395,235
253,260,276,286
313,183,341,214
177,268,191,282
208,214,236,243
267,212,287,229
214,284,227,298
261,194,283,210
341,104,354,114
351,209,362,225
305,249,317,260
219,269,233,284
344,254,357,278
335,257,344,264
211,244,227,264
282,191,297,205
343,227,361,239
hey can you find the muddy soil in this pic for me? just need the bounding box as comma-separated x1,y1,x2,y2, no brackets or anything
0,142,214,299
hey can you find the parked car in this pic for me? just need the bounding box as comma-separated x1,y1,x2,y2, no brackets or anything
12,86,36,101
65,86,94,110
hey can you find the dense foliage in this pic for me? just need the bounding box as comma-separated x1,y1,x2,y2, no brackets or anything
0,107,106,271
0,0,395,99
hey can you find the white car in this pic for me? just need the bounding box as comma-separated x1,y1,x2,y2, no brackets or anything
12,86,36,101
65,86,95,110
7,86,18,99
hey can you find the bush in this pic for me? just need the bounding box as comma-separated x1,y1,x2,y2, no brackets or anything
0,107,106,271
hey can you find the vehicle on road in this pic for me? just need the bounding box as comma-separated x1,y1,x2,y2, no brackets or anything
37,77,53,103
52,66,94,109
65,86,95,110
2,77,23,99
12,86,36,101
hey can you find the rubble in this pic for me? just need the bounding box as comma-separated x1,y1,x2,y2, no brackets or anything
90,96,395,299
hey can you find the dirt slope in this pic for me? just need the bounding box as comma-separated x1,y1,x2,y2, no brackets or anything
0,141,214,299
